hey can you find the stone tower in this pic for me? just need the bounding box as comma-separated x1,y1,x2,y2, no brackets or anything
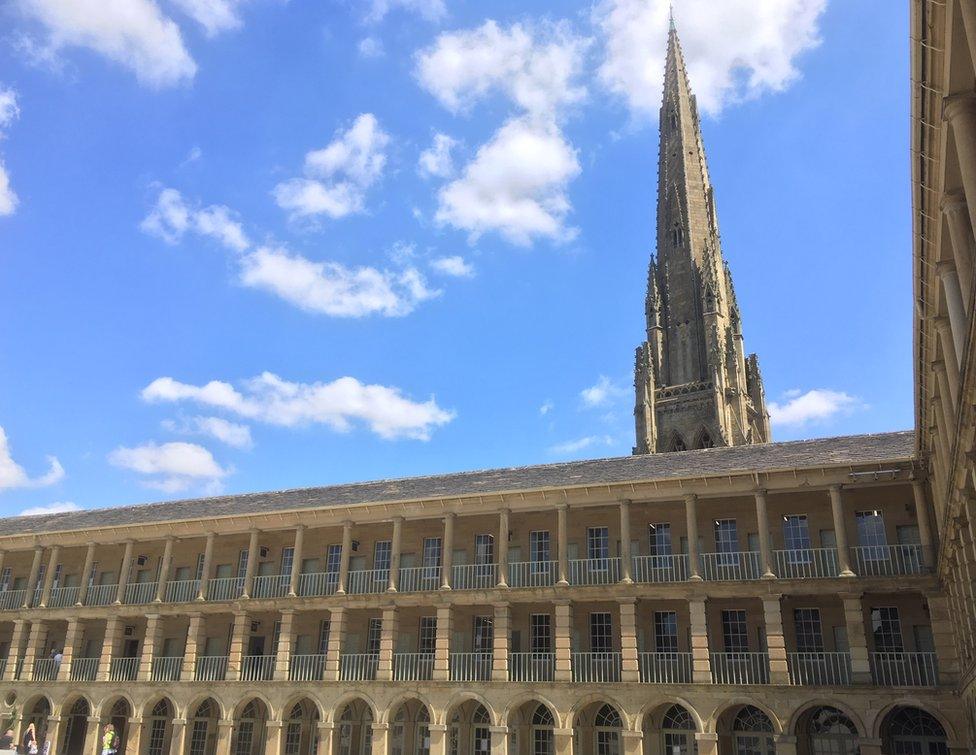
633,20,771,455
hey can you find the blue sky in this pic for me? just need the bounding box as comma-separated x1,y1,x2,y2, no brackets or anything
0,0,910,516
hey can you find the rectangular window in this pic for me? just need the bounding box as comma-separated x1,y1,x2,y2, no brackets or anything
0,568,10,591
272,620,282,654
51,564,62,589
419,617,437,654
793,608,825,653
237,550,249,578
325,545,342,574
589,612,613,653
373,541,392,573
195,554,205,581
280,547,294,577
475,534,494,565
871,607,904,652
714,519,739,568
783,515,811,550
587,527,609,561
367,618,382,655
473,616,494,652
317,620,331,655
530,614,552,653
88,562,99,588
648,523,672,556
422,538,442,568
530,531,550,570
654,611,679,652
856,511,888,559
721,609,749,653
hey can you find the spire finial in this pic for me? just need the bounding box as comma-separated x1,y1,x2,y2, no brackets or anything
669,2,675,31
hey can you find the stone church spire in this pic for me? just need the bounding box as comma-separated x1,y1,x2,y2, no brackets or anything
633,21,771,454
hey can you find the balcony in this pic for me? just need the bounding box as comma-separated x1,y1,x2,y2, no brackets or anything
710,652,770,684
32,658,60,681
509,652,554,682
638,652,693,683
123,581,158,605
572,651,622,683
699,552,762,581
398,566,440,593
339,653,378,681
165,579,200,603
151,656,183,682
207,576,244,601
508,561,556,588
0,590,25,610
393,653,434,681
109,657,139,682
632,555,689,583
569,558,621,586
787,652,852,685
195,655,228,682
297,572,338,597
870,651,938,686
452,563,497,591
48,586,79,608
69,657,98,682
347,569,389,595
853,545,924,576
773,548,838,579
252,574,289,600
449,652,492,681
289,654,325,681
85,584,117,606
240,655,275,681
13,658,23,681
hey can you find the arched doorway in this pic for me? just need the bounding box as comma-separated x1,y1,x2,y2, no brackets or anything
507,700,555,755
231,699,269,755
389,699,430,755
573,702,623,755
144,699,175,755
718,706,775,755
335,699,373,755
21,695,51,746
60,697,90,754
880,707,948,755
643,703,698,755
284,699,320,755
796,707,858,755
187,699,220,755
447,701,491,755
100,698,131,755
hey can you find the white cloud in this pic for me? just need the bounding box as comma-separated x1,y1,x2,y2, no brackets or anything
15,0,197,87
0,163,17,217
273,113,390,220
358,36,384,58
768,388,863,428
539,400,553,416
19,501,82,517
0,89,19,130
580,375,627,408
0,425,65,491
163,415,253,449
143,372,456,441
418,133,457,179
108,440,229,492
429,255,473,278
365,0,446,23
170,0,243,36
548,434,615,455
594,0,826,119
140,187,249,251
0,87,20,217
240,245,439,318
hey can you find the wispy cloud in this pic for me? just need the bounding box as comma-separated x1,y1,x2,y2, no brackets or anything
19,501,81,517
768,388,865,428
0,425,64,491
580,375,627,408
429,255,474,278
0,86,20,216
548,434,615,455
163,415,253,449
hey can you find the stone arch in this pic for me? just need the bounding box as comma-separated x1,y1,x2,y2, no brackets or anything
332,697,376,755
19,695,52,752
668,432,688,453
506,697,559,755
443,692,497,727
97,695,134,755
444,697,495,755
872,703,957,747
388,697,432,755
568,695,632,730
232,692,276,722
182,694,226,722
282,698,320,755
282,693,326,723
185,696,222,755
142,697,177,755
787,701,866,739
96,692,136,719
502,694,560,729
328,693,379,724
54,691,94,718
642,701,701,755
573,700,627,755
231,697,270,755
637,696,704,734
715,703,779,755
792,705,861,755
709,700,783,735
383,693,434,725
695,427,715,449
59,695,92,754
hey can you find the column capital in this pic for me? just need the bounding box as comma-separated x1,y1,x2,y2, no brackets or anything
616,597,637,606
218,719,235,729
774,735,797,745
828,483,843,493
944,92,976,123
683,492,698,502
488,726,509,734
172,719,187,727
443,511,456,521
266,721,283,730
838,591,864,601
557,502,569,511
933,359,948,374
937,259,958,276
695,733,719,743
317,722,336,732
371,723,390,733
754,487,767,496
428,724,447,733
942,191,969,215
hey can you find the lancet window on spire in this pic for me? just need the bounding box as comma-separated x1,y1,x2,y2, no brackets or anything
671,223,683,247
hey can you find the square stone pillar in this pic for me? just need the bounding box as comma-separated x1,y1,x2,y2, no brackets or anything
127,717,144,755
489,726,508,755
82,717,100,755
274,609,295,681
265,721,283,755
138,614,161,681
377,606,398,681
97,617,120,681
695,733,719,755
170,719,187,755
622,731,643,755
927,593,960,684
227,611,248,680
371,723,389,755
554,600,573,682
762,596,790,684
22,620,47,681
316,723,335,755
841,593,872,683
689,597,711,683
433,605,452,681
492,603,510,681
2,620,25,681
774,736,797,755
427,724,447,755
618,599,639,683
325,607,346,681
58,618,81,681
553,729,573,755
215,720,233,755
181,614,203,680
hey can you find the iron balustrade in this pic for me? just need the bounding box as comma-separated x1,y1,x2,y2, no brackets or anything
207,577,244,601
151,656,183,682
109,657,139,682
0,590,25,610
195,655,228,682
85,584,117,606
393,653,435,681
452,563,497,590
252,574,290,599
32,658,60,681
240,655,275,681
397,566,441,593
773,549,839,579
568,558,621,586
638,652,693,683
853,544,924,576
289,654,326,681
571,652,622,683
508,652,554,682
339,653,378,681
787,652,852,685
508,561,557,588
870,651,938,686
699,552,762,581
632,555,689,583
710,652,770,684
69,657,99,682
165,579,200,603
297,572,338,598
48,586,79,608
346,570,390,595
449,652,492,681
123,581,158,605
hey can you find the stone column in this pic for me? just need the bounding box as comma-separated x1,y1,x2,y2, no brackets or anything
170,719,187,755
337,522,353,595
619,500,633,583
762,596,790,684
23,546,43,608
427,724,447,755
554,600,573,682
44,716,63,755
316,723,335,755
433,605,452,681
927,593,960,684
197,533,215,601
621,731,643,755
619,598,639,683
492,602,510,681
227,611,248,680
265,721,283,755
858,739,884,755
912,481,936,570
754,490,775,578
841,593,871,683
82,717,100,755
944,194,976,308
325,607,346,681
22,620,47,680
371,723,389,755
3,620,26,681
274,609,295,681
935,317,961,406
38,545,60,608
388,517,402,592
489,726,507,755
289,526,304,597
440,514,455,590
774,735,797,755
553,729,574,755
76,543,96,606
944,94,976,235
138,614,161,681
497,509,510,587
377,605,397,681
939,262,968,359
241,529,260,599
126,718,143,755
557,504,569,586
829,486,855,576
181,613,203,680
155,537,175,603
97,617,120,681
215,720,233,755
58,618,81,681
685,494,702,580
115,540,134,605
689,597,711,683
695,733,719,755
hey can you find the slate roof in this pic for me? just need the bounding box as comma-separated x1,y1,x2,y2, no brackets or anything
1,431,914,537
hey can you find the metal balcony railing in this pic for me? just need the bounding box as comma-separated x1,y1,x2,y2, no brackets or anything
773,548,839,579
393,653,434,681
509,652,554,682
123,581,158,605
289,654,326,681
853,545,924,576
508,561,557,588
32,658,60,681
572,652,622,683
699,552,762,581
347,569,389,595
165,579,200,603
452,564,497,590
151,656,183,682
632,554,689,583
251,574,289,599
339,653,378,681
70,657,99,682
109,657,139,682
207,576,244,602
297,572,338,598
787,652,852,685
638,652,693,683
85,584,117,606
397,566,441,593
0,590,25,610
240,655,275,681
48,586,79,608
569,558,621,585
449,652,492,682
870,652,938,686
195,655,228,682
710,652,770,684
